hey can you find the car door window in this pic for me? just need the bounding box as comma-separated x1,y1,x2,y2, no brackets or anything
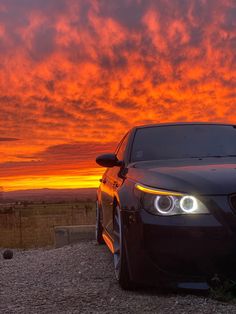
116,133,129,161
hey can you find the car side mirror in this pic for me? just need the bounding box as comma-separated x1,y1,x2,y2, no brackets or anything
96,153,123,168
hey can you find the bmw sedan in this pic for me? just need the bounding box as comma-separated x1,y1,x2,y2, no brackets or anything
95,123,236,290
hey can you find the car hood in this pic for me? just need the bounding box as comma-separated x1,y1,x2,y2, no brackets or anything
127,158,236,195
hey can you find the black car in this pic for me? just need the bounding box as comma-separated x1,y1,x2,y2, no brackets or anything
95,123,236,290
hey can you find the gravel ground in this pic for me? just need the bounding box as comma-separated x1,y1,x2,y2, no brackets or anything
0,241,236,314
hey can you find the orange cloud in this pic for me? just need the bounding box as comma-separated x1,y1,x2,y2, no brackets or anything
0,0,236,191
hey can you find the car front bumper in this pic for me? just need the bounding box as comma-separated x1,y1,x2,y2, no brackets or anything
121,198,236,289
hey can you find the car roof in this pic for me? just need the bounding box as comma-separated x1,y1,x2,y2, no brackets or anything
134,122,235,130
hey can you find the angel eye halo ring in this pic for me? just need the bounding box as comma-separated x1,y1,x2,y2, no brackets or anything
179,195,198,213
154,195,175,214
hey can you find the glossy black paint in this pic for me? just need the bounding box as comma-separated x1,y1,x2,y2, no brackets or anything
96,123,236,289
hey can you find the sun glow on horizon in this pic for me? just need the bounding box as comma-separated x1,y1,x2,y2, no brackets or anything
1,175,101,192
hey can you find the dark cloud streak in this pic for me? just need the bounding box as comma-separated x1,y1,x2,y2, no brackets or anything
0,137,19,141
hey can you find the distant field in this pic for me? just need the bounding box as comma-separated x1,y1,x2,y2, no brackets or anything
0,201,96,248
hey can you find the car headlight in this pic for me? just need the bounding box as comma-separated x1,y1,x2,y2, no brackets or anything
135,183,209,216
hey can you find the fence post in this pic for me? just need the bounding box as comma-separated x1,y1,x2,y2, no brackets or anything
19,208,23,248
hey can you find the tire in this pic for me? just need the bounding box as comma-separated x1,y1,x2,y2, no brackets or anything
113,205,134,290
96,201,105,244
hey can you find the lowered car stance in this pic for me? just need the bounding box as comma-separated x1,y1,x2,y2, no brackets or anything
95,123,236,290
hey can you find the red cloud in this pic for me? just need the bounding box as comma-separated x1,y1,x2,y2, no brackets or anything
0,0,235,190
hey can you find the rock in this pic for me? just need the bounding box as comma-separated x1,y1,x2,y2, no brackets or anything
3,249,13,260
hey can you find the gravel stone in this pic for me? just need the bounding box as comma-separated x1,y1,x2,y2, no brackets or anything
0,241,236,313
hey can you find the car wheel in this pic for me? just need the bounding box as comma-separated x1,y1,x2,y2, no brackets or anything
113,205,133,290
96,201,105,244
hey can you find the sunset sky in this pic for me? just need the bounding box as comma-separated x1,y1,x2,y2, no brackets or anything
0,0,236,191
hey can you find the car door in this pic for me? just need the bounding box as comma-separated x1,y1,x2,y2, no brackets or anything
101,133,129,235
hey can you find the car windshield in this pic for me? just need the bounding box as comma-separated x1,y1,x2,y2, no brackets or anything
131,125,236,162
